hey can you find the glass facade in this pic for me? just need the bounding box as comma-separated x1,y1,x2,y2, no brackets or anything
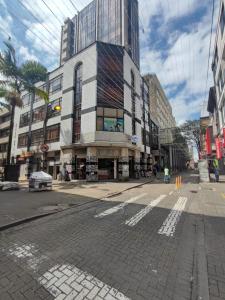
98,0,122,45
78,1,96,52
97,43,124,108
63,0,139,67
73,63,83,142
127,0,140,67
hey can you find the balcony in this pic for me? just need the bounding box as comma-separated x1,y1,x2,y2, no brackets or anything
0,120,10,130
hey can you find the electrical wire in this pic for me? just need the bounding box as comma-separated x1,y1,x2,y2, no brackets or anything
40,0,63,25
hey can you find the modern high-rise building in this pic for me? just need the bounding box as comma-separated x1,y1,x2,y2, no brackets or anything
11,0,152,181
60,0,139,67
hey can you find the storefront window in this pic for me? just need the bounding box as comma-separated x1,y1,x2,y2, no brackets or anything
96,107,124,132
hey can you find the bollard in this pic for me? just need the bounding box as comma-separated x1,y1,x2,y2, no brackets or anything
175,177,178,189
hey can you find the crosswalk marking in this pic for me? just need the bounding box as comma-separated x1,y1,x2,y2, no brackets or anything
158,196,187,237
95,193,147,218
125,194,167,227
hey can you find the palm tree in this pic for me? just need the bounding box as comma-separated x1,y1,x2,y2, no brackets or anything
0,41,48,167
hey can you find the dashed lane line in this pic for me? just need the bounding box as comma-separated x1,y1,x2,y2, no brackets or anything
158,196,188,237
95,193,147,218
169,191,173,195
125,194,167,227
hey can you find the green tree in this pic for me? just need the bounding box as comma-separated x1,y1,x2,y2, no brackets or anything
180,120,201,158
0,41,48,165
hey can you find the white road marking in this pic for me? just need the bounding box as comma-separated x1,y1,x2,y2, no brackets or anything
7,243,47,270
95,193,147,218
169,191,173,195
39,264,131,300
125,194,167,227
158,196,188,237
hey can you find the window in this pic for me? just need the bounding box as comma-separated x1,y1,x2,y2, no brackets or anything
98,0,122,45
78,1,96,52
22,93,31,106
20,112,30,128
32,106,45,123
0,128,9,138
0,143,7,153
46,124,60,143
97,43,124,108
35,84,47,102
18,133,28,148
131,70,136,135
0,114,10,123
220,4,225,36
31,128,43,145
96,107,124,132
73,64,83,143
48,98,62,118
49,76,62,94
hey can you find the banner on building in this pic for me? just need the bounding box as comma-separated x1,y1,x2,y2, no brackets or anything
205,128,212,155
223,128,225,148
215,137,222,159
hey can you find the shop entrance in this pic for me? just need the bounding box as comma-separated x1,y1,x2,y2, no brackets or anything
129,156,135,179
98,159,114,180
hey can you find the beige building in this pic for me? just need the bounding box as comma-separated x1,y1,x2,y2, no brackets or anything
0,108,10,171
144,74,176,130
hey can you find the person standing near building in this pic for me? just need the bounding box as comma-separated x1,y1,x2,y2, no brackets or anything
213,158,219,182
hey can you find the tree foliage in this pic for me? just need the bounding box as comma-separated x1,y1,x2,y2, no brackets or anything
180,120,201,157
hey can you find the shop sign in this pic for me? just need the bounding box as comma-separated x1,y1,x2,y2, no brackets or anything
205,128,212,155
215,137,222,159
131,135,138,144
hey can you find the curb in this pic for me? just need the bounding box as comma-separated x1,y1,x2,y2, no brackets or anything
0,179,153,232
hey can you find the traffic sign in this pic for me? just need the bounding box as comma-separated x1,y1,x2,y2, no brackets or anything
40,144,49,153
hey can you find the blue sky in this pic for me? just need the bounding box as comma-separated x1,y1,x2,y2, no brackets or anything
0,0,219,124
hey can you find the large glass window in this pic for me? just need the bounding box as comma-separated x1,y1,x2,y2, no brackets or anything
49,76,62,94
96,107,124,132
78,1,96,52
73,64,83,143
127,0,140,67
98,0,121,45
131,70,136,135
97,43,124,108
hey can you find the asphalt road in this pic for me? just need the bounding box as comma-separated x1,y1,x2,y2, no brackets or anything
0,173,225,300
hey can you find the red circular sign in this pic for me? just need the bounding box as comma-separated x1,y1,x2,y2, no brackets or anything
40,144,49,153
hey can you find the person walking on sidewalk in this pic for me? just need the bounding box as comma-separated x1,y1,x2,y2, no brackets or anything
213,158,219,182
164,166,170,183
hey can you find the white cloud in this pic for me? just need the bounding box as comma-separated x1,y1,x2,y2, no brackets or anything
140,0,218,124
18,45,38,61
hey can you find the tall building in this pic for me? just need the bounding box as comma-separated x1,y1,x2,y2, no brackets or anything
143,74,181,170
60,0,139,68
0,108,10,172
211,0,225,170
11,0,152,181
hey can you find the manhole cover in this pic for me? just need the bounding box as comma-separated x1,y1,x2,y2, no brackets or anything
190,190,198,193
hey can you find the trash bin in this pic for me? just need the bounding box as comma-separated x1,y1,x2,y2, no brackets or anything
29,171,52,192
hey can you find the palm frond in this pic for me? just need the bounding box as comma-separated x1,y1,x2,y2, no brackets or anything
34,87,49,103
0,87,23,108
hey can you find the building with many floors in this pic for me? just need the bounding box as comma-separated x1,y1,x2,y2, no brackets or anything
0,109,10,172
143,74,182,170
211,0,225,169
11,0,153,181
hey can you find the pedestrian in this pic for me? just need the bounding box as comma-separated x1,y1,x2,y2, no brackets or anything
213,158,219,182
164,166,170,183
153,164,157,177
64,170,71,182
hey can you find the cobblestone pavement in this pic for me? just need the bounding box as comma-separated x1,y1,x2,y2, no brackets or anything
0,172,224,299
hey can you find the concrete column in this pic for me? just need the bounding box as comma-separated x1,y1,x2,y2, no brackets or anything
134,150,141,179
60,149,73,180
86,147,98,182
142,153,148,177
114,159,117,180
118,148,129,181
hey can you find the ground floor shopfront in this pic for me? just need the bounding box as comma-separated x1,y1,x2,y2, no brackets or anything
61,146,152,181
16,146,152,181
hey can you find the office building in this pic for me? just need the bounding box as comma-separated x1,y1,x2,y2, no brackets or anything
0,109,10,172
